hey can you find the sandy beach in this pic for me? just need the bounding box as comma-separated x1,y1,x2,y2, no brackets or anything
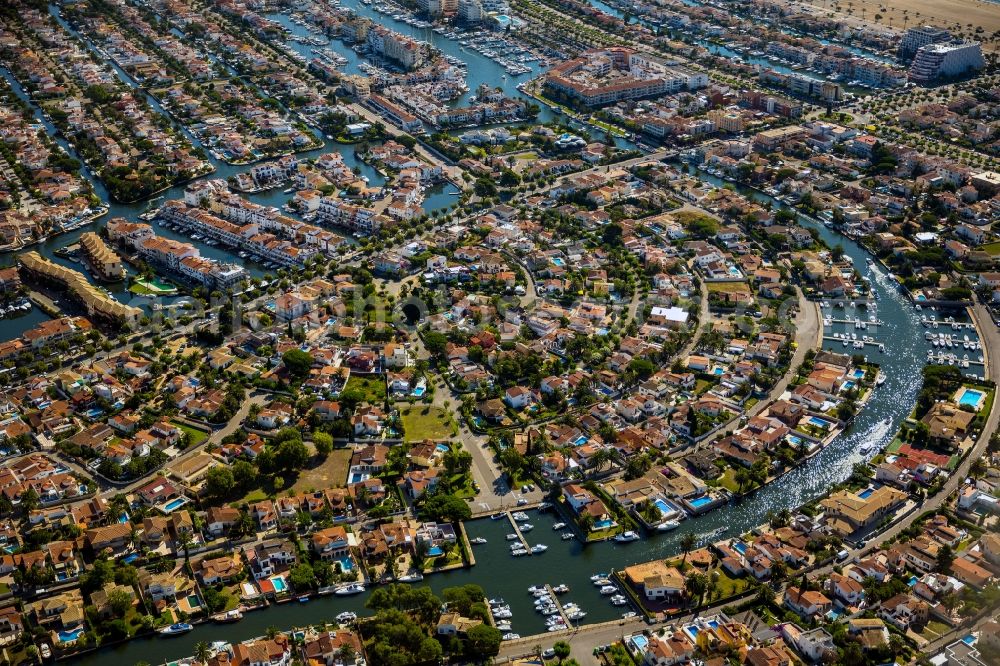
793,0,1000,51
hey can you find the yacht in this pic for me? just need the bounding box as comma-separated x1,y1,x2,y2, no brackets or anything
336,612,357,624
561,532,575,540
614,531,640,543
552,584,569,594
397,573,424,582
212,610,243,623
552,522,566,530
530,544,548,554
471,537,487,544
657,520,681,531
335,583,366,596
506,533,519,540
159,623,194,636
599,586,618,595
520,523,534,532
512,512,529,521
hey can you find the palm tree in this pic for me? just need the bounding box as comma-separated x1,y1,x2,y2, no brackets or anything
679,532,696,568
194,641,212,665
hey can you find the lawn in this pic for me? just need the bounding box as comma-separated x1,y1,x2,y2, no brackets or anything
172,420,208,446
291,448,353,492
981,241,1000,256
400,406,455,441
694,378,715,394
345,375,387,403
717,467,742,493
712,568,750,600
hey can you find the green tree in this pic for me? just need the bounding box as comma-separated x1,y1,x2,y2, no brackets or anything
553,640,571,663
313,431,334,458
282,348,314,379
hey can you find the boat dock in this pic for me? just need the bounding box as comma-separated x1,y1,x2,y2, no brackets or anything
823,336,884,348
824,318,883,326
506,512,530,552
545,584,571,626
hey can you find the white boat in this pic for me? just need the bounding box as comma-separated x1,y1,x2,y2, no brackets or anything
488,598,505,606
528,585,545,593
590,573,609,581
512,512,529,521
614,531,640,543
212,609,243,623
552,584,569,594
520,524,534,532
491,513,506,520
335,583,366,596
531,544,548,554
561,533,575,540
336,611,358,623
471,537,487,544
552,522,566,530
502,633,520,641
159,623,194,636
397,573,424,582
610,595,628,606
496,622,512,631
657,520,681,531
511,548,528,556
506,534,519,540
599,585,617,595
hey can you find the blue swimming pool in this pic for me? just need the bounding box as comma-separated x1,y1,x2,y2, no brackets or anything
271,576,287,592
958,388,985,408
842,380,855,390
574,435,589,446
733,542,747,555
852,369,865,379
163,498,186,512
689,495,712,508
809,416,831,428
962,634,977,646
427,546,444,557
58,627,84,643
653,498,671,516
594,519,615,529
551,257,565,266
349,471,370,484
629,635,648,653
411,386,426,397
786,435,802,446
123,553,139,564
857,488,874,499
338,557,354,572
435,443,449,452
712,367,724,375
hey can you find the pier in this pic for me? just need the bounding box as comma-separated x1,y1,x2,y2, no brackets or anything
505,511,530,552
823,336,884,348
545,584,571,627
823,318,883,326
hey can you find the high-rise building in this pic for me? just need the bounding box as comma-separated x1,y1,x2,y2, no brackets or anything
908,42,984,83
898,25,951,59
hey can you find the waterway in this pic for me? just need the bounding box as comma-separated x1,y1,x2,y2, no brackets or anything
63,165,947,665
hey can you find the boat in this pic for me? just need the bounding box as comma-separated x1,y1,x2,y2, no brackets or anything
531,544,548,554
335,583,366,596
212,609,243,623
336,611,358,624
159,623,194,636
520,523,534,532
528,585,545,593
614,531,640,543
298,596,310,603
561,533,575,540
489,598,506,606
502,633,521,641
397,573,424,582
590,573,609,581
552,584,569,594
657,520,681,531
511,548,528,556
512,512,529,521
471,537,487,544
592,578,611,587
610,595,628,606
491,513,506,520
599,585,618,595
496,622,512,631
552,522,566,530
506,533,519,540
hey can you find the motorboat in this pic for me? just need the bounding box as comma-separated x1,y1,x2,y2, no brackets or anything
397,573,424,582
657,520,681,531
212,609,243,623
336,612,358,624
552,522,566,530
592,577,611,586
502,633,520,641
335,583,366,596
599,585,618,595
590,573,609,581
528,585,545,593
552,584,569,594
489,598,506,606
471,537,487,544
520,523,534,532
610,595,628,606
561,533,575,540
506,533,519,540
512,512,529,521
531,544,548,554
159,623,194,636
614,531,640,543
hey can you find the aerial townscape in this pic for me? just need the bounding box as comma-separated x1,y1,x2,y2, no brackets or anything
0,0,1000,663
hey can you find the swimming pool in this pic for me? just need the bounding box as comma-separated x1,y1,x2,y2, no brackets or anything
957,387,985,409
786,435,802,446
349,471,370,484
435,443,449,452
857,488,874,500
712,367,724,376
594,519,615,529
58,627,84,643
574,435,589,446
688,495,713,509
842,380,855,390
427,546,444,557
852,368,865,379
163,498,187,512
411,386,426,397
652,498,671,516
338,557,354,572
733,542,747,555
270,576,287,592
809,416,831,428
629,635,649,653
187,594,201,607
551,257,565,266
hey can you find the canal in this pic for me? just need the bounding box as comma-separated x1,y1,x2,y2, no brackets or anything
62,167,943,665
